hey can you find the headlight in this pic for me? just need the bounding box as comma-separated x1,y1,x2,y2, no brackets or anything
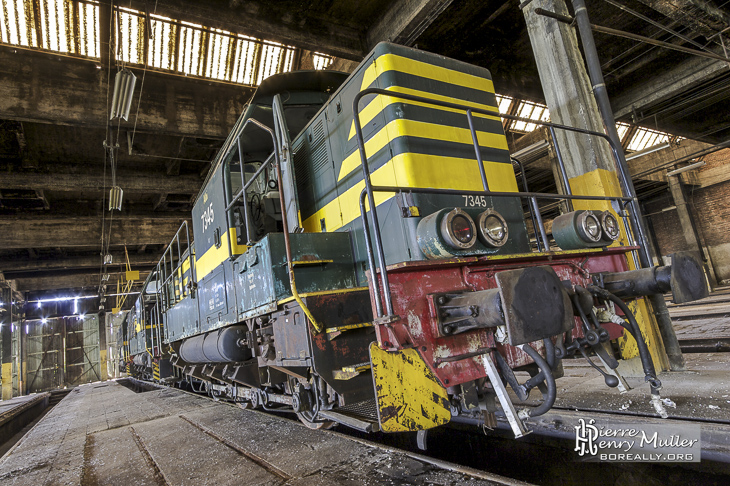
599,211,620,242
440,208,477,249
577,210,602,244
552,210,603,250
477,209,508,247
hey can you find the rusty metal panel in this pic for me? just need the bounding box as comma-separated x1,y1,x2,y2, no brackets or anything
64,315,100,386
373,249,631,387
25,318,63,394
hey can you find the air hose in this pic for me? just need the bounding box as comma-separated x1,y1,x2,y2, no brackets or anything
587,285,661,392
518,343,557,417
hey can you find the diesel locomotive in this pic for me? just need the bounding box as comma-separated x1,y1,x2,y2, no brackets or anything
120,42,708,437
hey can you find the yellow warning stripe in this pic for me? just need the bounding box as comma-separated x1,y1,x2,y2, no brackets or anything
305,153,518,234
348,85,501,141
195,228,248,281
361,53,495,98
277,286,370,305
339,117,509,181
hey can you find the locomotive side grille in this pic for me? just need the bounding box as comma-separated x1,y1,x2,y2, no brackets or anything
310,120,329,175
292,138,310,188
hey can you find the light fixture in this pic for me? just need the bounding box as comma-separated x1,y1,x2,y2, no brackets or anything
625,142,670,161
103,254,113,265
109,186,123,211
511,140,550,163
109,68,137,121
79,314,86,320
41,318,47,325
666,160,706,177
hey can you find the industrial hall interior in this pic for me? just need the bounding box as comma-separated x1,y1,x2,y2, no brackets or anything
1,0,730,484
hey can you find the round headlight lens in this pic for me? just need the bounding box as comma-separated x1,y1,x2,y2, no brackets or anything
600,211,620,241
451,215,474,244
585,216,600,238
477,209,509,247
576,210,602,243
440,209,477,249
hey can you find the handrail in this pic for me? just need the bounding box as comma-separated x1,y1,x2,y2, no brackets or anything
225,117,278,245
223,115,324,333
156,221,195,313
351,87,650,318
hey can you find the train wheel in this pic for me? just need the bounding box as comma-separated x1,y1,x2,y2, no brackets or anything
236,401,253,410
296,411,335,430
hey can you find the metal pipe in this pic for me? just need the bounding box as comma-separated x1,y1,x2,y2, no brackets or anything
271,130,323,333
510,157,542,251
548,126,574,212
359,189,383,317
466,109,490,191
569,0,651,267
518,343,557,417
353,91,395,316
570,0,685,371
535,8,730,64
530,196,550,250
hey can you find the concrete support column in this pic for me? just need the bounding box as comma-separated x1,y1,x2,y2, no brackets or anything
1,287,12,400
668,175,719,286
522,0,674,373
668,176,701,252
523,0,615,181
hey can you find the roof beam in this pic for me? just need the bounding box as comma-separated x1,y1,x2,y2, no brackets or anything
13,271,151,292
0,47,252,139
367,0,454,49
0,170,203,195
611,56,729,119
0,216,189,249
0,253,159,274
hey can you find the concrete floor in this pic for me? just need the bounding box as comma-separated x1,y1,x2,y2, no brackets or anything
0,381,527,486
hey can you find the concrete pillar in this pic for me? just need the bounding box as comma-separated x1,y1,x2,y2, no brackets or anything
523,0,615,181
522,0,671,373
668,175,718,286
668,176,701,252
1,287,12,400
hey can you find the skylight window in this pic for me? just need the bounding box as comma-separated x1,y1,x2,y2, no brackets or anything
1,0,99,56
1,0,297,85
626,127,670,152
511,100,550,132
616,122,630,142
313,52,333,70
495,94,513,114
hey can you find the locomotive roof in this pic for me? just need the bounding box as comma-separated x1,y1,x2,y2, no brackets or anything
251,70,350,105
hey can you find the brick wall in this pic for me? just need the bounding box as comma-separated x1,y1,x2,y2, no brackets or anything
644,148,730,282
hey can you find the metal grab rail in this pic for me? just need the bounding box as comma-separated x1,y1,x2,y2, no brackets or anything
225,117,278,246
351,87,649,318
156,221,195,313
223,115,324,333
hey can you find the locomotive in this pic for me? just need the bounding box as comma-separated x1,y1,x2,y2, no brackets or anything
120,42,708,437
